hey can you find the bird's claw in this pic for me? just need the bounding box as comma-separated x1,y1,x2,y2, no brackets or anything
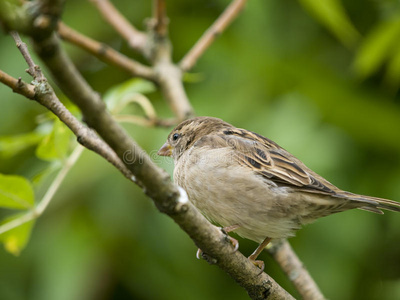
227,235,239,252
220,226,240,252
196,248,203,259
196,248,218,264
249,258,265,274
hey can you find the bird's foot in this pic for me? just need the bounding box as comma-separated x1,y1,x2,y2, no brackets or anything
247,236,272,274
220,225,240,252
196,248,217,264
248,257,265,274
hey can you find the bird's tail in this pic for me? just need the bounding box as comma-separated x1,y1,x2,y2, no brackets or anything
343,192,400,214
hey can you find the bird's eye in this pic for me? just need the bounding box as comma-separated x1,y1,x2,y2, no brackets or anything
172,133,180,141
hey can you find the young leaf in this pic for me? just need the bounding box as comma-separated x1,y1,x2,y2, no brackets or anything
0,131,45,159
36,119,72,161
0,174,34,209
0,213,35,256
104,78,156,112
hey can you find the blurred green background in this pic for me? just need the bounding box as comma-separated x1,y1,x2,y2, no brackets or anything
1,0,400,299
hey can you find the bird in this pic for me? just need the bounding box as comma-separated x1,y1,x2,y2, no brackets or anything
157,116,400,269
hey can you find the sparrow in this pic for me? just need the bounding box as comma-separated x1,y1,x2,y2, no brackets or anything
158,116,400,269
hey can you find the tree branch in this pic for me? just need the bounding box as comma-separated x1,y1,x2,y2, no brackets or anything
179,0,248,72
57,22,156,81
268,240,325,300
89,0,147,52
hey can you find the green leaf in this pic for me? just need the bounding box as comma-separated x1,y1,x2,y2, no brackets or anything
299,0,360,48
104,78,156,112
383,40,400,89
36,119,72,161
0,131,45,159
0,213,35,256
354,17,400,79
0,174,34,209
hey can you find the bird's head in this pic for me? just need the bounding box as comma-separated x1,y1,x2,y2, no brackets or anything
157,116,232,161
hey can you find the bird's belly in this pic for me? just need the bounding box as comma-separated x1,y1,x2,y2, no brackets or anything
174,149,306,242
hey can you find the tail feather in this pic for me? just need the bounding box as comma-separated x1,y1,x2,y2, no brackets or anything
343,192,400,214
358,206,384,214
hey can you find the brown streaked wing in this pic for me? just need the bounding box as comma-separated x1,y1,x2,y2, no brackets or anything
217,128,338,195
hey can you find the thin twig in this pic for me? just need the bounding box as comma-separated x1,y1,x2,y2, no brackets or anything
57,22,156,81
10,31,46,81
153,117,178,127
179,0,248,71
114,115,177,128
0,69,35,98
112,94,157,120
153,0,168,38
89,0,147,52
114,115,156,127
0,145,84,235
36,145,84,214
0,211,36,235
268,240,326,300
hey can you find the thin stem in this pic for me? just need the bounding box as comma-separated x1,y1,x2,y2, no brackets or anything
268,240,326,300
112,94,157,120
114,115,155,127
10,31,45,81
89,0,147,51
114,115,176,128
0,211,36,235
153,0,168,37
0,145,84,235
0,69,35,98
57,22,156,81
179,0,247,71
36,145,84,214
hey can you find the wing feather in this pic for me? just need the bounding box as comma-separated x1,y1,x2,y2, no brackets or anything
213,128,338,195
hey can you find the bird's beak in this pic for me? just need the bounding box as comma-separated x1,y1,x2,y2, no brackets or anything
157,142,172,157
